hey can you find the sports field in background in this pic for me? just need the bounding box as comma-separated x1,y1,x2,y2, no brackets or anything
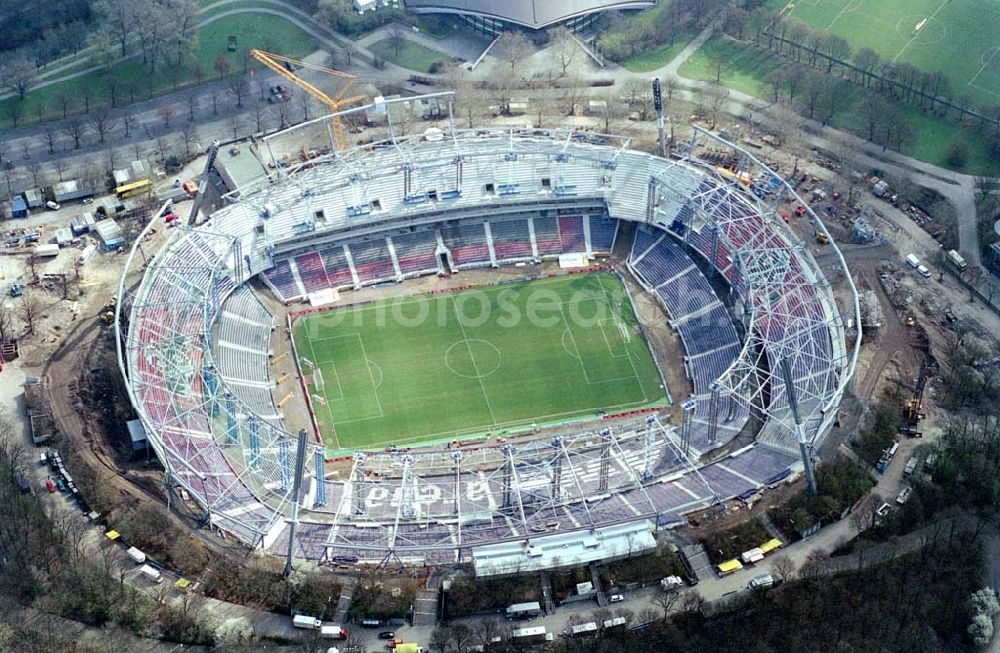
293,272,668,451
769,0,1000,106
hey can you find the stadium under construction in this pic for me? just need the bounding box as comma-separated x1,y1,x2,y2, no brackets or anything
115,93,860,573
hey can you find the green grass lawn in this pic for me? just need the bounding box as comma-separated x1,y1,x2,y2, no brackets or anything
766,0,1000,108
294,272,668,451
620,29,699,73
679,36,1000,175
368,37,455,73
0,12,319,129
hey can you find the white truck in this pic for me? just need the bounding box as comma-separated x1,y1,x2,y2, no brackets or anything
292,614,322,630
905,253,921,269
126,547,146,564
139,564,163,584
320,625,347,640
947,249,967,271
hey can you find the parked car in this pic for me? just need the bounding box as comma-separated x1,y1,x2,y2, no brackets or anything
378,632,396,640
46,200,60,210
896,486,912,505
9,283,22,297
609,594,624,603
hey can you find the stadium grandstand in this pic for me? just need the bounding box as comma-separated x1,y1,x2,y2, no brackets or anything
404,0,657,34
116,93,860,570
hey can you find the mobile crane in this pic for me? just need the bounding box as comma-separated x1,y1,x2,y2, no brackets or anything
248,49,369,150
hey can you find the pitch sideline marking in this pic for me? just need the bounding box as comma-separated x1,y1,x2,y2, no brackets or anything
826,0,862,31
304,330,342,450
892,0,949,63
968,46,1000,97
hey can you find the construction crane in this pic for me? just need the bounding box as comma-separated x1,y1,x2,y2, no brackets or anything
249,49,369,150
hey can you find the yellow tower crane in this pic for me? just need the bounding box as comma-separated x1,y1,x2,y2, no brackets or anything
249,49,369,150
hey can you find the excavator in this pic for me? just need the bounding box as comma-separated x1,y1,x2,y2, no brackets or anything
248,49,369,150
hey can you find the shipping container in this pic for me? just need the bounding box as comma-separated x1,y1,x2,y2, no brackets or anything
34,244,60,257
78,244,97,265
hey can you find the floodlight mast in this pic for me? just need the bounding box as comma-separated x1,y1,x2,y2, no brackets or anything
284,428,309,577
780,358,818,495
652,77,666,158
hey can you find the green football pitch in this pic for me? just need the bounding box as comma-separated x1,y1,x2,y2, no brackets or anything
293,272,668,451
768,0,1000,106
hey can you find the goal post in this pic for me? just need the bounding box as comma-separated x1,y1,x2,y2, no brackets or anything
313,367,325,392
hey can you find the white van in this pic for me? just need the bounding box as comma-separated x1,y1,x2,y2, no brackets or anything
905,253,920,269
126,547,146,564
139,564,163,584
916,264,931,278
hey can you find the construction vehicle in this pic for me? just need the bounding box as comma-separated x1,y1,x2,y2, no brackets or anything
249,50,369,150
902,360,934,428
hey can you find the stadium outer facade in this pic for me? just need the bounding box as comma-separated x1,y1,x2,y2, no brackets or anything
116,99,860,572
403,0,656,32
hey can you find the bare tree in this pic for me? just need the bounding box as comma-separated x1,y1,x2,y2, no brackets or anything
1,57,38,100
850,494,882,533
771,554,796,582
213,54,230,81
388,26,405,59
19,292,44,335
0,300,16,342
549,26,577,78
158,103,177,128
89,110,116,145
496,31,532,72
298,93,314,123
52,158,69,182
26,160,42,186
702,82,729,130
185,94,197,121
180,122,198,157
228,114,243,140
120,110,136,139
54,92,71,119
43,126,58,154
251,102,266,133
653,587,681,621
227,75,249,108
62,117,87,149
6,102,23,129
559,73,586,116
209,88,221,116
344,42,355,67
104,146,119,172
